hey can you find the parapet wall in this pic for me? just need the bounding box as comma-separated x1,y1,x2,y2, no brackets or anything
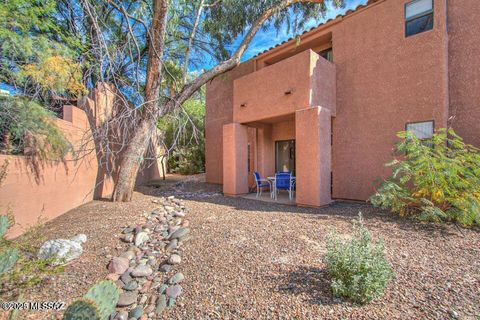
0,105,99,238
0,84,166,238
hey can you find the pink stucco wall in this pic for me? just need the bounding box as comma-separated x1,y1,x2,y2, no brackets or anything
222,123,249,195
448,0,480,148
0,86,166,238
296,107,332,207
272,120,295,142
331,0,449,200
206,62,254,184
233,50,313,123
311,55,337,116
207,0,476,203
0,106,98,238
255,124,274,179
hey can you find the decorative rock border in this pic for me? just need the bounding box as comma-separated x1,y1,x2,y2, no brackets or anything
106,196,190,320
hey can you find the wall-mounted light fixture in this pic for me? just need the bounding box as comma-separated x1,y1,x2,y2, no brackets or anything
240,103,247,107
284,88,295,95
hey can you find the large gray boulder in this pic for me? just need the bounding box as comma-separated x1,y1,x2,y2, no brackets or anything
37,234,87,265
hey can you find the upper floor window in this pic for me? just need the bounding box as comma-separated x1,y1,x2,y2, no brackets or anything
405,0,433,37
319,48,333,62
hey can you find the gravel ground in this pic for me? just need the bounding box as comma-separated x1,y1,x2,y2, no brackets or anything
1,175,479,320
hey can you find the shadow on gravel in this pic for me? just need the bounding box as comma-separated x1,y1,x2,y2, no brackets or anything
137,181,476,237
270,266,341,306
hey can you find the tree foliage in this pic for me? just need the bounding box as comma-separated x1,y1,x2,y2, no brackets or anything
158,93,205,174
369,129,480,226
22,56,86,97
0,0,84,100
0,97,71,160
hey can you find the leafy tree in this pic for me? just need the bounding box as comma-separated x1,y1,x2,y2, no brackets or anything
369,129,480,226
159,95,205,174
0,0,84,101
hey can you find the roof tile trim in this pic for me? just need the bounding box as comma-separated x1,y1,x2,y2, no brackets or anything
252,0,381,58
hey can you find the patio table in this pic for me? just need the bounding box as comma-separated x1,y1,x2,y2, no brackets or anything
267,176,296,199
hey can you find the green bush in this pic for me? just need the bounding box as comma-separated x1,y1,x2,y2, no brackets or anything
158,96,205,175
369,128,480,226
0,97,71,160
169,145,205,175
325,214,394,304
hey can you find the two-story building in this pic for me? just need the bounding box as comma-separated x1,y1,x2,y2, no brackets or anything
205,0,480,207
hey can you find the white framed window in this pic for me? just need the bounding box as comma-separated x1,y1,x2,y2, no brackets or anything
406,120,434,139
405,0,434,37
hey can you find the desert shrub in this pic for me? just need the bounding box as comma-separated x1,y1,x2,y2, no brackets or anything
369,128,480,226
0,96,71,159
325,214,394,304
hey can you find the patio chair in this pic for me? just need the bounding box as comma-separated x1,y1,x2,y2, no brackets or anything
253,172,272,198
274,172,293,200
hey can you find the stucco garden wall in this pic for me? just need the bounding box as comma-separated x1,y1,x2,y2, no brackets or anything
0,105,98,238
0,85,166,238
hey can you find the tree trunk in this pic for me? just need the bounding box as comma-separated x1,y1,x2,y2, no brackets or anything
112,0,169,202
112,116,156,202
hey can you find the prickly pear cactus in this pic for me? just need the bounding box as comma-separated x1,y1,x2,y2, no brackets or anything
0,248,18,275
63,299,100,320
0,215,9,238
83,280,119,319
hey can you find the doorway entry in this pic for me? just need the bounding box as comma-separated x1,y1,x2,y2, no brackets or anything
275,140,295,174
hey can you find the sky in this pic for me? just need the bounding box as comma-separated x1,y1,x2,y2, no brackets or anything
231,0,367,63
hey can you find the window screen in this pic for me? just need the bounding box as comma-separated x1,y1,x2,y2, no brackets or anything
406,121,434,139
405,0,433,37
406,0,433,19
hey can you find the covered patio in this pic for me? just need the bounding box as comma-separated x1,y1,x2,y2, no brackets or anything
222,105,333,207
221,50,336,208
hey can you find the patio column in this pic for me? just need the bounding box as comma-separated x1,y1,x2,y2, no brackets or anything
256,124,274,178
223,123,249,196
295,106,332,207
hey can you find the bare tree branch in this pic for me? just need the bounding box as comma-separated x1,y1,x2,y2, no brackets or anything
182,0,205,84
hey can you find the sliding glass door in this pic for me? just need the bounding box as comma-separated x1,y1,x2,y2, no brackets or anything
275,140,295,175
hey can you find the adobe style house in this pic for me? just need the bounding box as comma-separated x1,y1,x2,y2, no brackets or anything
205,0,480,207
